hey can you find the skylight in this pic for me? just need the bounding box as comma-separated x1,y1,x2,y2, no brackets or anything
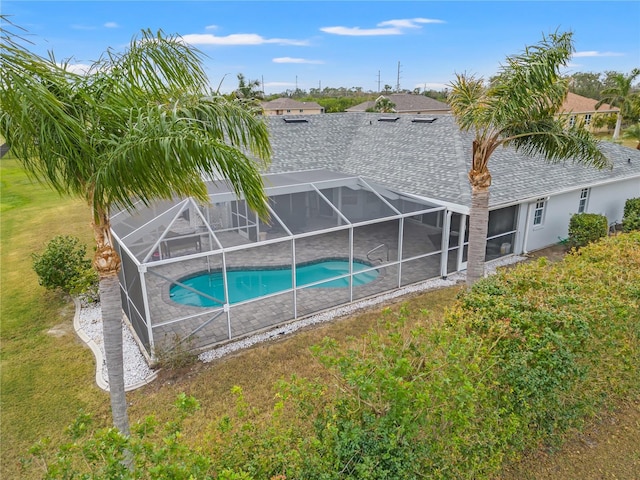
412,117,437,123
283,118,308,123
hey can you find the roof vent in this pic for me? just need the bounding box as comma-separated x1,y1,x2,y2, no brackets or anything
283,118,308,123
378,117,400,122
412,117,437,123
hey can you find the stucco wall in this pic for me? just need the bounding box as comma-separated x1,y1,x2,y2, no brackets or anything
520,177,640,253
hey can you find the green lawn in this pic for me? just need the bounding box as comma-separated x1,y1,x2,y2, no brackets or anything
0,156,459,478
2,141,637,478
0,157,110,476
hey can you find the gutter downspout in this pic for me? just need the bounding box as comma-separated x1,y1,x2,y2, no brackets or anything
440,210,453,279
522,202,533,255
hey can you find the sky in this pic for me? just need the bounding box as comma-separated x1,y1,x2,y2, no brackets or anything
3,0,640,95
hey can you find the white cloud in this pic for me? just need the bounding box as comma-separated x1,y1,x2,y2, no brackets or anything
182,33,308,46
205,24,218,30
320,26,402,36
104,22,118,28
273,57,323,64
62,63,92,75
321,17,444,36
379,18,445,28
573,51,624,58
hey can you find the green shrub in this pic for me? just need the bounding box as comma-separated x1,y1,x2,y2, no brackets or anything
25,234,640,480
568,212,608,249
622,197,640,232
32,235,97,297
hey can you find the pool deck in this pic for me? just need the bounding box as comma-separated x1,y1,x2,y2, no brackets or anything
141,220,446,352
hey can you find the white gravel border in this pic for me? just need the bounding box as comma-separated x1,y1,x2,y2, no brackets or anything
74,255,526,391
73,298,157,392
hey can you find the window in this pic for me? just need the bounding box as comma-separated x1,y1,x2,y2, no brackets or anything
569,115,576,128
584,114,592,125
578,188,590,213
533,198,546,226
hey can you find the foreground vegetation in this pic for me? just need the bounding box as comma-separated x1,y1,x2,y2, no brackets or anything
3,158,638,478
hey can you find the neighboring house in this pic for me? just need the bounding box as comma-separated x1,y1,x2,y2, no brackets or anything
559,92,619,133
261,98,324,116
346,93,450,114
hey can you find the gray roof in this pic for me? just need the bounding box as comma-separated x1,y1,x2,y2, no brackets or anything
262,98,323,110
264,113,640,211
346,93,450,113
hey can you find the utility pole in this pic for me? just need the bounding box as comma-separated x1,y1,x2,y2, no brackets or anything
262,75,265,96
396,61,401,92
377,70,381,93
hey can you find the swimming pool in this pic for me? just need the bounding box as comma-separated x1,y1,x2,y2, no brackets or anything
170,259,378,307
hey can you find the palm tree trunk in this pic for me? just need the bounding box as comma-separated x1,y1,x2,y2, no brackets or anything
466,185,491,286
613,113,622,140
93,210,129,435
99,273,130,436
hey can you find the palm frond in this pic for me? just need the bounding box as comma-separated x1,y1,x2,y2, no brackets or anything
92,97,270,218
503,118,610,169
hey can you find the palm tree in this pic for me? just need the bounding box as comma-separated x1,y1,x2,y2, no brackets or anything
1,24,271,435
374,96,396,113
234,73,263,100
448,31,609,286
597,69,640,139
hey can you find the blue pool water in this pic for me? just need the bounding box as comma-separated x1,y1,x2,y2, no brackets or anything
170,260,378,307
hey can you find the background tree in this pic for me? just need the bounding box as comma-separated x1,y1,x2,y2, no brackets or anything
597,68,640,139
234,73,263,100
1,24,271,435
567,72,604,100
372,96,396,113
448,31,608,285
622,123,640,149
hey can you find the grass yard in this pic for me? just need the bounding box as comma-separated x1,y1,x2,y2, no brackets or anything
0,157,112,476
0,155,461,477
2,155,638,479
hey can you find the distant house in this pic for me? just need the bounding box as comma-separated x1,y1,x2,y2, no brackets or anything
261,98,324,116
346,93,450,114
559,92,619,133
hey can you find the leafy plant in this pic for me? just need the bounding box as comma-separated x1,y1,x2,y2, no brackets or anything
152,333,197,369
567,212,608,249
32,235,97,297
23,234,640,480
622,197,640,232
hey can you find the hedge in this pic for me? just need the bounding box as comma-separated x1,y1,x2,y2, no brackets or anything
29,233,640,480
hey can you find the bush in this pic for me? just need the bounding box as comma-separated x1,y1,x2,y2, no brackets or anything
568,213,608,249
25,234,640,480
622,197,640,232
32,235,97,297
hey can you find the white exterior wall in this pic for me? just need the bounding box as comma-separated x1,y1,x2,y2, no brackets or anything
588,178,640,225
518,177,640,253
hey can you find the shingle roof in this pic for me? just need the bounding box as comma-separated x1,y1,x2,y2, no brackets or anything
560,92,619,114
264,113,640,211
346,93,450,113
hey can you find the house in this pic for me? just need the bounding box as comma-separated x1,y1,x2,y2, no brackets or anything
264,113,639,256
346,93,450,114
261,97,324,116
111,112,640,357
559,92,619,133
